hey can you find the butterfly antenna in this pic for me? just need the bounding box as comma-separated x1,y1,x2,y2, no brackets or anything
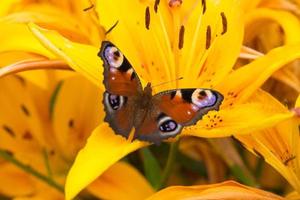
151,77,183,88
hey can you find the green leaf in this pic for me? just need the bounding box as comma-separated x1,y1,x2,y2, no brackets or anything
49,81,63,118
230,164,257,187
141,147,162,190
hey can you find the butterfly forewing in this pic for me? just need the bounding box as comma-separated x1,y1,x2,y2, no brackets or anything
155,88,224,125
99,41,142,96
99,41,142,138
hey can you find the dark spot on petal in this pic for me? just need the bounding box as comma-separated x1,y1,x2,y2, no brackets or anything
68,119,74,128
178,25,185,49
2,125,15,137
206,26,211,49
145,7,150,30
21,104,30,117
221,12,227,35
284,155,296,166
23,131,33,140
50,150,55,155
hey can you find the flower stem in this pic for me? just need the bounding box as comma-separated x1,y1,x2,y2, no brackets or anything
0,150,64,193
159,141,179,189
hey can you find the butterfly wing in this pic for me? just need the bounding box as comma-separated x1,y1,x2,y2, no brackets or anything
99,41,142,138
134,88,223,144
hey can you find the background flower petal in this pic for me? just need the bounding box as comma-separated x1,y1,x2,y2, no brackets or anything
65,123,148,200
52,75,103,160
217,44,300,103
146,181,284,200
87,162,154,200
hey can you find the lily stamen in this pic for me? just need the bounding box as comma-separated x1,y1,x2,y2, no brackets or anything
0,59,71,78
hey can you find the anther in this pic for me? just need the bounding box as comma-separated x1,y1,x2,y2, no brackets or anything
202,0,206,14
206,26,211,49
178,25,185,49
221,12,227,35
154,0,160,13
145,7,151,30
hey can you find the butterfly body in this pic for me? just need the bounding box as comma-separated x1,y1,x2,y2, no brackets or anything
99,41,224,144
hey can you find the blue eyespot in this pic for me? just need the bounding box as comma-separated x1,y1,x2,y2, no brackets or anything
159,119,178,132
107,93,126,110
157,115,181,136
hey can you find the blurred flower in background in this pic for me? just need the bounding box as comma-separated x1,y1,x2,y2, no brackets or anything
0,0,300,200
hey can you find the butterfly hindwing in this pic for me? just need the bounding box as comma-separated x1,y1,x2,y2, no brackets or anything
133,88,223,144
99,41,142,138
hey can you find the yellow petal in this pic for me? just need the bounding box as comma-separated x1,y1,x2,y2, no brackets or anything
296,94,300,108
52,75,103,160
65,123,148,200
146,181,284,200
182,89,293,138
87,162,154,200
0,0,21,17
217,44,300,103
2,4,91,44
28,23,103,88
0,22,54,58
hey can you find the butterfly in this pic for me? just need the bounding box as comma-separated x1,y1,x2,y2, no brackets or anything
98,41,224,144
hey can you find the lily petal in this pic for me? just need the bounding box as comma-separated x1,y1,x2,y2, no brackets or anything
146,181,284,200
217,44,300,103
28,23,103,88
2,4,92,44
87,162,154,200
65,123,148,200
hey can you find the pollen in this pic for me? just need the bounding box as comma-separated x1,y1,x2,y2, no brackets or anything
202,111,223,129
168,0,182,8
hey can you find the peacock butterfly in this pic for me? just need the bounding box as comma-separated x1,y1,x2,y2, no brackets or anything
98,41,224,144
